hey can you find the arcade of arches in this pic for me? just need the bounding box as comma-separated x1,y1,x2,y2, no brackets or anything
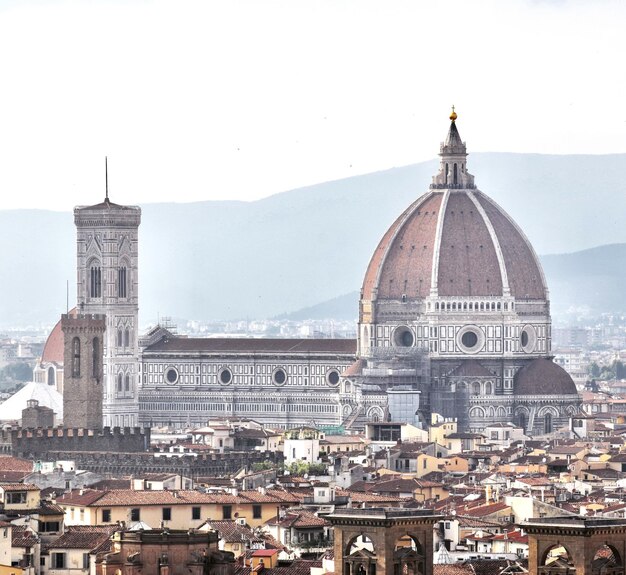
327,509,439,575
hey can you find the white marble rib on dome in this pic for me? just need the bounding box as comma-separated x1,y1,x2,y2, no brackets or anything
0,381,63,422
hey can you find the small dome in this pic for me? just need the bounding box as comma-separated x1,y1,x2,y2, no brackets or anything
514,358,578,396
41,308,76,364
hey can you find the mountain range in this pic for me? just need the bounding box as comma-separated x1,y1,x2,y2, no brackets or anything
2,152,625,328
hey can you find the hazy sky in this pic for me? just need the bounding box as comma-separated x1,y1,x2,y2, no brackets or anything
1,0,624,211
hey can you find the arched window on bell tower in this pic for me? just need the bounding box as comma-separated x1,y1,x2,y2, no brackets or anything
118,266,127,298
72,337,81,377
89,263,102,298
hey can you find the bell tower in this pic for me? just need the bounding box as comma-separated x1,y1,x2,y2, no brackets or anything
74,172,141,428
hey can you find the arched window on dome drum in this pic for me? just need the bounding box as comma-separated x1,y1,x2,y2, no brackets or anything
544,413,553,434
89,265,102,298
118,266,127,298
72,337,81,377
472,382,481,396
47,366,55,386
92,337,99,378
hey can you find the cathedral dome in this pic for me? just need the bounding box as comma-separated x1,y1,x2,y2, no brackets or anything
514,358,578,396
361,118,547,304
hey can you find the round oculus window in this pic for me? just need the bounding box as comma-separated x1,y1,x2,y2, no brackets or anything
165,367,179,385
520,325,537,353
457,326,484,354
327,369,340,386
462,331,478,348
218,368,233,385
272,368,287,386
393,326,414,347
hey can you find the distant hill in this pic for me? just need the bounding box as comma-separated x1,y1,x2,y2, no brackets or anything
1,152,626,328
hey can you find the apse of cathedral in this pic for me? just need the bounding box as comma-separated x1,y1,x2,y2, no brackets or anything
39,111,581,435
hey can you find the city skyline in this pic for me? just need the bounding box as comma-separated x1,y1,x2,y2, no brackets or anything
0,0,624,211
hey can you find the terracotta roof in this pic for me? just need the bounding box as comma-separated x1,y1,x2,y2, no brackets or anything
12,526,38,548
0,483,39,491
144,337,356,355
42,525,117,552
342,359,366,377
268,510,328,529
463,501,511,517
203,520,261,544
0,456,35,472
514,358,578,396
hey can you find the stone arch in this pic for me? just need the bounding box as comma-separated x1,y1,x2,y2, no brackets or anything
469,406,485,418
538,405,559,417
345,534,377,575
393,534,425,575
367,406,384,423
471,381,481,395
540,543,575,570
497,406,506,417
592,543,623,573
488,406,496,417
484,381,493,395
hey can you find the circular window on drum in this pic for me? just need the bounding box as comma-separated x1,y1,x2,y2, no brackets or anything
393,326,414,347
520,325,537,353
457,325,484,354
218,367,233,385
326,369,340,386
272,367,287,386
165,367,179,385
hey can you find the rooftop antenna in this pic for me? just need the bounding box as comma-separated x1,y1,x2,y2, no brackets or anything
105,156,109,202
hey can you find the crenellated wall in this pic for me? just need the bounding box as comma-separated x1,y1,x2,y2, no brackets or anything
2,426,150,458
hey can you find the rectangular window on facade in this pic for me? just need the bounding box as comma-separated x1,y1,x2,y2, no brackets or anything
162,507,172,521
222,505,232,520
192,507,201,520
131,508,140,522
102,509,111,522
83,553,90,569
52,553,66,569
253,505,262,519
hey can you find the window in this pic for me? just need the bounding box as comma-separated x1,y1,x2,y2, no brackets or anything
118,266,127,298
72,337,81,377
253,505,262,519
90,265,102,298
222,505,232,520
6,491,27,504
131,508,140,522
52,553,66,569
124,328,130,348
83,553,90,569
192,507,201,520
102,509,111,522
117,373,123,392
162,507,171,521
92,337,100,378
41,521,60,532
125,374,130,392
